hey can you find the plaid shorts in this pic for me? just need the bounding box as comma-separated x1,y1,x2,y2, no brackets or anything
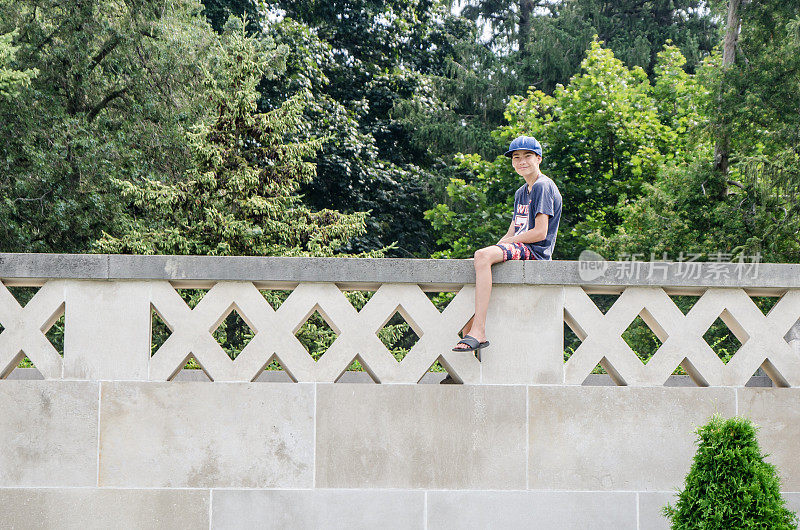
495,242,537,261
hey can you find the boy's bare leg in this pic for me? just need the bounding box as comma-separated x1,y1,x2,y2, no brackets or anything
460,316,474,336
454,245,505,349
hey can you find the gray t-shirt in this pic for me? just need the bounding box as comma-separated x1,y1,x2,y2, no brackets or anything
512,175,562,260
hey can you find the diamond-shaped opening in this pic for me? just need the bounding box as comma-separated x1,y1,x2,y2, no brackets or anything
622,312,665,365
785,317,800,347
1,351,44,380
171,354,212,381
587,293,620,314
664,358,705,387
420,355,462,384
745,364,774,387
177,289,209,309
150,307,172,357
669,295,701,315
255,354,294,383
344,290,374,312
425,291,456,313
377,309,420,363
212,307,255,361
703,314,743,364
296,308,338,361
6,286,40,307
751,295,780,316
563,308,587,364
345,357,365,371
671,364,687,375
43,312,65,357
563,321,582,363
581,357,623,385
335,355,379,384
260,289,291,310
757,359,790,388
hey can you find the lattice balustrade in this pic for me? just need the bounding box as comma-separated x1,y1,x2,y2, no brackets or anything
149,281,479,383
0,281,65,379
2,265,800,385
564,286,800,387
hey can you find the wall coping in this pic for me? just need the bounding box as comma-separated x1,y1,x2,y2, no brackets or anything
0,253,796,294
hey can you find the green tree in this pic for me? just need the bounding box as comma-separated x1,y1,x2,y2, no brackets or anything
664,415,798,529
247,1,479,257
0,0,216,252
95,17,366,256
0,30,37,99
460,0,719,92
427,39,680,259
199,0,259,33
391,13,509,161
714,0,800,258
587,1,800,264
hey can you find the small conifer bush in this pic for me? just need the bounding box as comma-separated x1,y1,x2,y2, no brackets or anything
664,415,798,529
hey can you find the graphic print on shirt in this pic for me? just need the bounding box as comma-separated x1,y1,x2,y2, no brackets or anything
514,203,529,234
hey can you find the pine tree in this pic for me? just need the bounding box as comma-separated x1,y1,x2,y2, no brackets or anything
664,415,798,529
0,31,36,100
95,16,366,256
0,0,216,252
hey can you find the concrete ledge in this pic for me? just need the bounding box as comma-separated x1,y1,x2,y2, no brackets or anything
315,384,527,489
427,491,637,529
0,253,107,284
107,255,516,288
0,253,797,293
524,260,800,293
98,381,315,488
212,489,424,529
0,488,209,529
0,381,98,487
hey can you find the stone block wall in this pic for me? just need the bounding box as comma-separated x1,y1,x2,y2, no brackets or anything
2,380,799,528
1,254,799,528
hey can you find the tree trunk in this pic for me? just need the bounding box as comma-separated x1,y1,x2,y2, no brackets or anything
518,0,535,60
714,0,742,179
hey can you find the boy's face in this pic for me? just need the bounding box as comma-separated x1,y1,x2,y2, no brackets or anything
511,150,542,178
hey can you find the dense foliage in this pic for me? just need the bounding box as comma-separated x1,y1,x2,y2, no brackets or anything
0,0,219,252
0,0,797,264
664,415,798,529
426,40,691,259
94,17,366,256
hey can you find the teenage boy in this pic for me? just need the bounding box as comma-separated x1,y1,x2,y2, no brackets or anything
452,135,562,355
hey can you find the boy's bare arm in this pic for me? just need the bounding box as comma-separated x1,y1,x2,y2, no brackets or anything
509,213,549,244
497,219,516,244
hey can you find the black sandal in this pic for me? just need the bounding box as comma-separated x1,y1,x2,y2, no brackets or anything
452,334,490,352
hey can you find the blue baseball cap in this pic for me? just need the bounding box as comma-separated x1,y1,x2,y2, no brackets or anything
504,135,542,158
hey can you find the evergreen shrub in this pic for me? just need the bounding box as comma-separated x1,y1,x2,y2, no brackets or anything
664,415,798,529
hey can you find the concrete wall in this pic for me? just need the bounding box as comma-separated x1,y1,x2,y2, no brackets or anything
2,381,798,529
2,255,800,528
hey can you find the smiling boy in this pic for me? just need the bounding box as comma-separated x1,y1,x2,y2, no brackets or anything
452,135,562,355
